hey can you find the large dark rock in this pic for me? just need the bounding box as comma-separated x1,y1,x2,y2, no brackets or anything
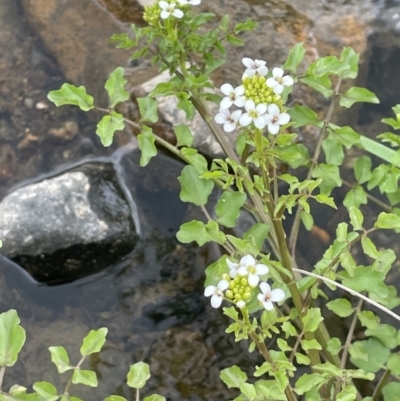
0,162,138,284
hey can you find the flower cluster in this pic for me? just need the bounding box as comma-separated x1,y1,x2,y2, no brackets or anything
158,0,201,20
215,58,293,134
204,255,285,310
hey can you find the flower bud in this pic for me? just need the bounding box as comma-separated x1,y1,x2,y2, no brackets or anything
241,278,248,286
226,290,234,299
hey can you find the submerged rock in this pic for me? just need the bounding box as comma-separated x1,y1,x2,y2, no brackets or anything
0,162,138,284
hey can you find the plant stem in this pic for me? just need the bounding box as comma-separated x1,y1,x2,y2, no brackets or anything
0,366,5,391
372,369,391,401
288,78,343,257
136,387,140,401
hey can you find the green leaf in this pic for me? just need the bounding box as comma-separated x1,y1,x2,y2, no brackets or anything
243,223,270,251
343,186,367,209
365,324,397,349
177,92,195,120
96,111,124,147
301,210,314,231
239,383,256,400
301,339,322,351
178,165,214,206
72,369,97,387
326,298,354,317
358,136,400,168
342,266,388,298
103,396,128,401
0,310,25,367
350,338,390,373
315,194,337,209
274,371,289,393
137,97,159,123
361,236,379,259
176,220,226,246
300,75,333,98
375,212,400,229
143,395,166,401
215,191,247,228
182,148,208,173
105,67,129,107
312,55,347,77
377,132,400,147
283,42,306,74
339,87,379,108
330,126,360,149
336,385,357,401
312,163,342,195
295,373,326,395
295,353,311,365
322,137,344,165
357,310,380,330
80,328,107,356
174,125,193,148
354,155,372,184
204,256,229,287
48,346,73,373
47,83,94,111
348,205,364,230
302,308,323,333
137,126,157,167
127,362,151,389
33,382,59,401
387,354,400,375
327,338,342,355
226,34,244,46
220,365,247,388
339,47,359,79
382,382,400,401
288,105,322,128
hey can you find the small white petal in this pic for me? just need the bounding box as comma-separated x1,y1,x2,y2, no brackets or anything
272,84,284,95
257,293,265,303
282,75,294,86
239,113,252,127
217,279,229,291
215,114,227,124
240,255,256,267
277,112,290,125
159,0,169,9
220,97,233,109
224,121,236,132
268,103,280,115
257,66,268,76
204,285,216,297
235,85,245,95
190,0,201,4
211,294,223,308
248,273,259,287
226,259,239,270
254,116,266,129
244,69,256,77
242,57,254,68
272,67,284,78
220,83,234,96
263,114,272,124
262,300,274,310
236,300,246,308
266,77,276,88
238,266,249,276
268,122,280,135
172,9,184,18
255,264,269,275
244,100,255,112
256,103,267,115
234,96,246,108
231,109,243,121
270,288,285,303
160,10,170,18
259,281,271,294
177,0,188,4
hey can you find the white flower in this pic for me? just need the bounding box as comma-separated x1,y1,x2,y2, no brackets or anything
237,255,269,287
204,279,229,308
266,67,294,95
242,58,268,77
257,282,285,310
177,0,201,4
215,108,242,133
219,84,245,109
226,258,239,278
159,1,184,19
236,300,246,309
262,104,290,135
239,100,267,129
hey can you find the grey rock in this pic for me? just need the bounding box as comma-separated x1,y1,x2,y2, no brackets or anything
0,162,138,283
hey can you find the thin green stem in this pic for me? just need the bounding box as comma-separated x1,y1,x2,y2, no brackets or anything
136,387,140,401
372,369,391,401
288,78,343,258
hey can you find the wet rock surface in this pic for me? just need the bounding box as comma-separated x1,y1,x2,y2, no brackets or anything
0,162,137,283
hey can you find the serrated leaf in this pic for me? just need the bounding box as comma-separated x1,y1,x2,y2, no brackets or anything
295,353,310,365
274,371,289,393
283,42,306,74
239,383,256,400
96,112,124,147
322,137,344,165
176,92,195,120
315,194,337,209
301,339,322,351
300,75,333,98
48,84,94,111
220,365,247,388
137,97,159,123
105,67,129,107
375,212,400,229
348,205,364,230
137,126,157,167
326,298,354,317
302,308,323,333
330,126,360,148
365,324,397,349
176,220,226,246
312,163,342,195
341,266,388,297
0,310,25,367
327,338,342,355
343,186,368,209
48,346,73,373
288,105,322,128
295,373,326,395
361,236,379,259
127,362,151,389
243,223,270,251
350,338,390,373
215,191,247,228
174,125,193,148
178,165,214,206
312,55,347,77
72,369,97,387
357,310,380,330
339,87,379,108
80,328,107,356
